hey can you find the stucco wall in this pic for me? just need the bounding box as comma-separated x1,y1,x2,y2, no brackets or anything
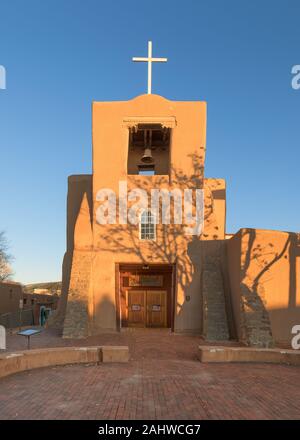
0,282,22,315
227,228,300,346
91,94,209,333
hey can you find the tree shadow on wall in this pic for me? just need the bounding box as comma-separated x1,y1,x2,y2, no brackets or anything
96,153,222,333
239,229,300,346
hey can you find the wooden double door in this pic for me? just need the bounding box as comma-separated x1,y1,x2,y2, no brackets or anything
127,290,167,328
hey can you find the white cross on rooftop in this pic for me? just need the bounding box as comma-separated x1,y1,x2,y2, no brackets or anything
132,41,167,94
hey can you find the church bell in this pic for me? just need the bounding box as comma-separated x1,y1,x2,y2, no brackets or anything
141,147,154,163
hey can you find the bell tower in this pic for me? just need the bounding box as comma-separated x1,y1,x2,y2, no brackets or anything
56,41,228,338
127,123,171,175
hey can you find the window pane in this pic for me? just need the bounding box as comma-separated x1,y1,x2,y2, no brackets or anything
140,210,156,240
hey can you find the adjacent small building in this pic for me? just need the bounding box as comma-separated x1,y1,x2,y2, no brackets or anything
0,281,59,327
0,281,23,315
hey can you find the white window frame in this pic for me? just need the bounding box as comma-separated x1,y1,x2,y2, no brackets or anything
139,209,156,241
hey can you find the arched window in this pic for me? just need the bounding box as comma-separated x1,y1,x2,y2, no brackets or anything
139,209,156,240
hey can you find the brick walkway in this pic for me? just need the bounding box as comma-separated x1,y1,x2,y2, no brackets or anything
5,327,239,358
1,329,300,420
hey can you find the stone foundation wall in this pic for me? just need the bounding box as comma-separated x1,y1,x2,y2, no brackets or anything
239,282,274,347
202,259,230,341
201,241,232,341
62,250,92,338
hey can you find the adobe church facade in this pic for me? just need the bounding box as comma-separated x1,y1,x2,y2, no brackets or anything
57,93,230,337
49,91,300,347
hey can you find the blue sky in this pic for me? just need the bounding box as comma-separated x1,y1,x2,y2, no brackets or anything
0,0,299,284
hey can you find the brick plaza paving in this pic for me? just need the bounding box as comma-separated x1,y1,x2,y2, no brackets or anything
0,329,300,420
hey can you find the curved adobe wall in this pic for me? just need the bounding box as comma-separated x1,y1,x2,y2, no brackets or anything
0,346,129,379
199,346,300,365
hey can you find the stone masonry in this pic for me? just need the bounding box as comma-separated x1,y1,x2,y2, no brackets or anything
202,258,230,341
62,250,92,338
239,281,274,348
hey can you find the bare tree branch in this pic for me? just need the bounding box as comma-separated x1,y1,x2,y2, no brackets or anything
0,231,13,281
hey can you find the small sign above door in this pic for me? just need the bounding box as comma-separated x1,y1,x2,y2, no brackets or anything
129,275,163,287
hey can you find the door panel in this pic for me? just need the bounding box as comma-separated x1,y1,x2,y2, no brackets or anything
146,290,167,327
127,290,146,327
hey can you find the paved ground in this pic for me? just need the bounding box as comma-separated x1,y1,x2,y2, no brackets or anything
1,329,300,420
5,327,239,355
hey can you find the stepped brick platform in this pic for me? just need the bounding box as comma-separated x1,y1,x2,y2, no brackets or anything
0,330,300,419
